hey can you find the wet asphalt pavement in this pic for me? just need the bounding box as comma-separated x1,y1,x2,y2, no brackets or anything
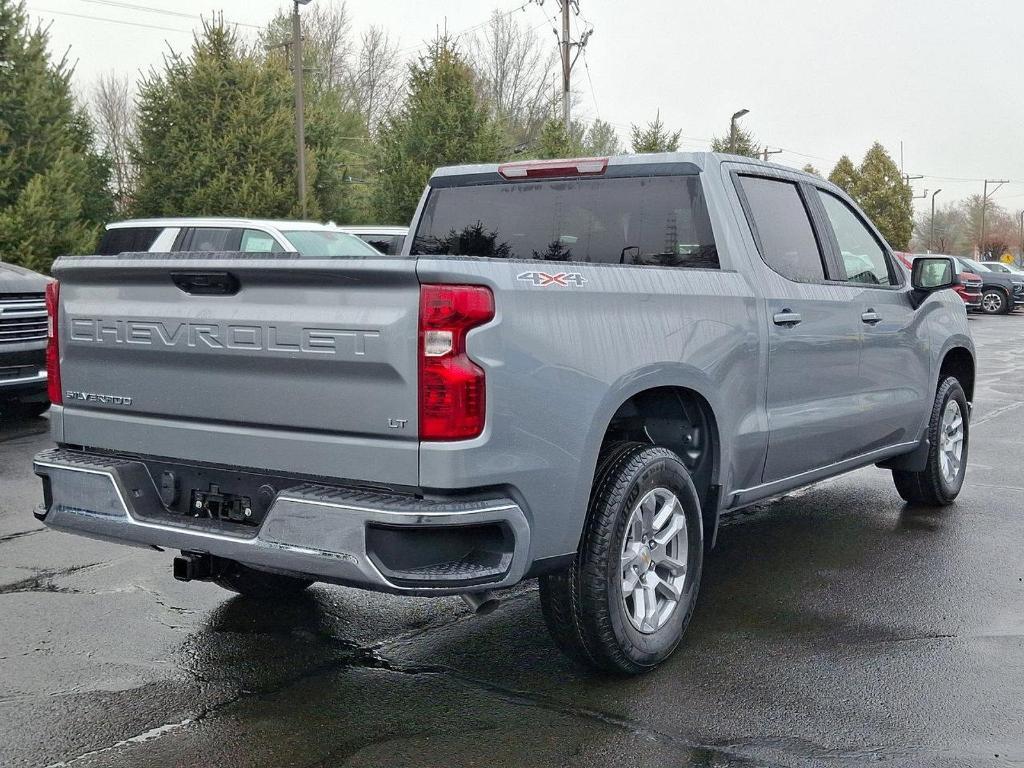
1,313,1022,768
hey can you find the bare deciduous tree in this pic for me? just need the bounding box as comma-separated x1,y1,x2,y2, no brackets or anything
350,25,402,133
469,10,556,146
91,71,136,213
303,1,354,95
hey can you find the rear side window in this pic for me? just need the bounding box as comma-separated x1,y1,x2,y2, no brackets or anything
179,228,242,251
97,227,161,255
738,176,825,283
412,175,718,269
816,190,895,286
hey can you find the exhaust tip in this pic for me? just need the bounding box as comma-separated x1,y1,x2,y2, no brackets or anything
461,590,500,616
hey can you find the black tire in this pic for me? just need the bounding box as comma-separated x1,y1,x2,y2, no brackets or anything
539,442,703,674
213,561,314,598
980,288,1007,315
892,377,969,506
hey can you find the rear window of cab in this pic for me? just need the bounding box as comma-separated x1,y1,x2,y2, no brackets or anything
412,174,719,269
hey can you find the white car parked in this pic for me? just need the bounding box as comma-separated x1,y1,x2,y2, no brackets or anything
98,218,381,258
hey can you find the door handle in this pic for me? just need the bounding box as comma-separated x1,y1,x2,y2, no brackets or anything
861,310,883,325
772,310,802,327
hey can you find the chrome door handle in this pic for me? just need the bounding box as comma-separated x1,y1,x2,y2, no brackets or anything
772,310,802,327
861,310,883,325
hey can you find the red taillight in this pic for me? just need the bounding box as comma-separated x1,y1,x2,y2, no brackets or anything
45,280,62,405
497,157,608,180
419,284,494,441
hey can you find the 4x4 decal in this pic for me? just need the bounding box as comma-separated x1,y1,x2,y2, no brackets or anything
516,271,587,287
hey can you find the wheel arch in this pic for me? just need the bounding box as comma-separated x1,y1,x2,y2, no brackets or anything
939,345,975,402
583,371,723,550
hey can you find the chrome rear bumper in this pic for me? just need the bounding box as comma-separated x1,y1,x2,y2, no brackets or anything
33,448,530,595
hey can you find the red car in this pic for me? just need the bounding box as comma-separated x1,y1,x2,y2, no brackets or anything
894,252,982,310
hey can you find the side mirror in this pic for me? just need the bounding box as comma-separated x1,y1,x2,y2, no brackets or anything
910,257,956,308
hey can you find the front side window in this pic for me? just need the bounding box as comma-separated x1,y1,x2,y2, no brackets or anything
280,229,380,258
817,191,894,286
360,235,405,255
738,176,825,283
412,174,719,269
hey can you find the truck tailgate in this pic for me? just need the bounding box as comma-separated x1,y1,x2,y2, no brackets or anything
52,255,420,485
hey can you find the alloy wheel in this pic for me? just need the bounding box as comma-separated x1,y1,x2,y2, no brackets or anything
939,399,965,485
620,487,688,633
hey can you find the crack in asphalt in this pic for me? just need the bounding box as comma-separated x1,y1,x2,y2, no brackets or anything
40,717,195,768
0,562,105,595
0,528,44,544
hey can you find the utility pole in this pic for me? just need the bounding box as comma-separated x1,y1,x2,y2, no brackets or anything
981,179,1008,258
762,147,782,163
292,0,312,219
930,189,942,252
555,1,592,132
560,0,570,131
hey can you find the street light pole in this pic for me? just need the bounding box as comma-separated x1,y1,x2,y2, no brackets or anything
930,189,942,252
292,0,311,219
730,108,749,153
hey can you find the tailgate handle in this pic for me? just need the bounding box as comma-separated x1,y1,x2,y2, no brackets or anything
171,272,240,296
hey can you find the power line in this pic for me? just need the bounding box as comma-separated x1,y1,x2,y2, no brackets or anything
394,0,539,57
28,6,192,33
77,0,261,29
581,47,599,119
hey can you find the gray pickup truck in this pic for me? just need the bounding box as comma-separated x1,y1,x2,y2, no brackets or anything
34,153,974,674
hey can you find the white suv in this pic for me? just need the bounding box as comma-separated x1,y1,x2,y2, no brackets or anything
98,218,381,257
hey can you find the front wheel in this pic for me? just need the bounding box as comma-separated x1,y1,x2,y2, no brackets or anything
980,289,1007,314
892,377,969,506
539,442,703,674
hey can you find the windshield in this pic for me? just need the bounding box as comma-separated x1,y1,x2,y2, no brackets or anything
412,174,718,268
960,257,991,273
281,229,382,258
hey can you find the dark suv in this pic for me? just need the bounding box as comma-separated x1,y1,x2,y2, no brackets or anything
957,256,1023,314
0,261,51,418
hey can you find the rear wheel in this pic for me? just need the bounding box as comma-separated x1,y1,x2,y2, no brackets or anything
213,561,314,598
892,377,969,506
539,442,703,674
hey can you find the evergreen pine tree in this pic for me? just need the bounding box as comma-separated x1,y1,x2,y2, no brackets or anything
853,142,913,250
131,19,367,222
828,155,859,194
630,112,681,153
0,0,112,271
710,126,760,158
372,37,503,224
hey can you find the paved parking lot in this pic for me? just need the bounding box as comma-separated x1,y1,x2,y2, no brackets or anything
1,313,1022,768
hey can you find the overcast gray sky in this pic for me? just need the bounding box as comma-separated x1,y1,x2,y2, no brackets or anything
26,0,1024,214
